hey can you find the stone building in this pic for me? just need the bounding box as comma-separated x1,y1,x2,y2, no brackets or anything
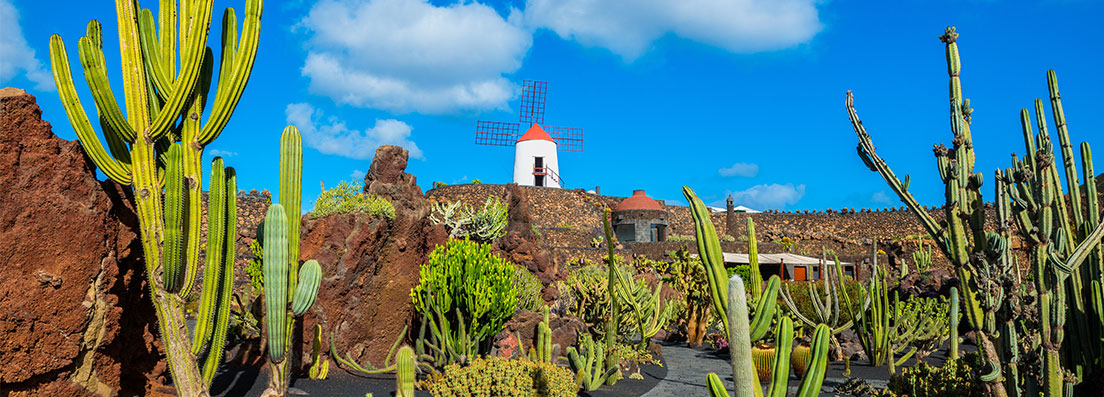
612,190,668,242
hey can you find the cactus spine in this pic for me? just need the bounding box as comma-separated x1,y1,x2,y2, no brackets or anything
396,346,415,397
262,126,323,396
49,1,260,394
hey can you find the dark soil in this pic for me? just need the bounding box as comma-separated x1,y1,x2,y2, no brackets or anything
580,363,667,397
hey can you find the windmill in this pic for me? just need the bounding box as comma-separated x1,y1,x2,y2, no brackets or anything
475,80,582,188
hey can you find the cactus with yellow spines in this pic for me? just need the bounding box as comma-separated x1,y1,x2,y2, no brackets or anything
262,127,323,396
48,1,260,394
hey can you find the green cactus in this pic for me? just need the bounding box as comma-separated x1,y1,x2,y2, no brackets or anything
747,219,764,303
263,203,290,362
309,324,330,380
841,261,949,374
706,276,831,397
526,305,559,363
684,187,778,343
396,346,416,397
48,1,259,394
566,333,621,391
847,26,1104,397
949,287,959,360
262,126,323,396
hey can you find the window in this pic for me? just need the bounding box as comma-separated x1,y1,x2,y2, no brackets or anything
614,224,635,242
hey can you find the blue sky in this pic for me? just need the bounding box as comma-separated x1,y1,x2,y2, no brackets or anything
3,0,1103,212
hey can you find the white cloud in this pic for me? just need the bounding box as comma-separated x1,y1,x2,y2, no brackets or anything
0,0,53,91
871,191,892,205
524,0,822,60
298,0,531,114
350,169,366,180
718,162,759,178
208,149,238,158
728,183,806,210
286,102,423,160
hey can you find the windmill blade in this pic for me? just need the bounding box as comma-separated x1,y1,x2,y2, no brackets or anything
518,80,547,126
475,121,520,147
545,126,583,152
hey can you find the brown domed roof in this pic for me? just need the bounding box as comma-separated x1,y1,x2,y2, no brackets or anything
615,190,664,211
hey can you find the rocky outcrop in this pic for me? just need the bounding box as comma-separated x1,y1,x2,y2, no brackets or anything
496,184,562,301
0,89,168,395
297,145,446,368
492,309,586,360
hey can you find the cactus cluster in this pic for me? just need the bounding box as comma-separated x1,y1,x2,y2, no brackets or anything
566,333,621,391
411,239,518,367
685,187,828,396
848,26,1104,397
523,306,559,363
48,1,260,394
684,188,780,344
705,277,832,397
262,127,323,396
842,258,950,374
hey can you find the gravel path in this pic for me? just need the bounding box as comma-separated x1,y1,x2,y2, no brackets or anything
642,344,734,396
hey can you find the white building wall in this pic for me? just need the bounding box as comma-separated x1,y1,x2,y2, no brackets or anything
512,140,560,188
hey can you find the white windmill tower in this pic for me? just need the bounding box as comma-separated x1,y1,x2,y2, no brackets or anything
474,80,583,188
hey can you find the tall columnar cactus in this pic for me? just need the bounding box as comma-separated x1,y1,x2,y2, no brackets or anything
48,1,260,395
747,218,764,302
998,70,1104,396
949,287,960,360
706,276,831,397
684,187,779,342
263,126,323,396
847,26,1104,397
600,209,624,385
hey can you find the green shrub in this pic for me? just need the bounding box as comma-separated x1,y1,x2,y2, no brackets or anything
665,234,694,242
720,234,736,242
471,179,482,184
434,181,447,188
411,240,517,364
309,180,395,220
430,197,508,242
886,352,985,397
246,239,264,290
513,266,545,313
426,356,576,397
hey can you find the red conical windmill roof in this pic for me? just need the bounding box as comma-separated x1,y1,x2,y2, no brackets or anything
517,123,556,143
615,190,664,211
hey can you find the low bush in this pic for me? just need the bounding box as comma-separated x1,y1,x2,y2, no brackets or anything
513,266,545,313
426,356,576,397
885,351,985,397
310,180,395,220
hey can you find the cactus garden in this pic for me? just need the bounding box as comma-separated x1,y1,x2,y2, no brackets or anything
2,1,1104,396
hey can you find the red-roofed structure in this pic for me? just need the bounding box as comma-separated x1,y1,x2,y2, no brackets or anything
517,123,556,143
615,190,664,211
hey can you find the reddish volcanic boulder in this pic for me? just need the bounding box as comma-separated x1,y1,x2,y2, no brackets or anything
493,309,586,359
0,89,168,395
298,145,445,369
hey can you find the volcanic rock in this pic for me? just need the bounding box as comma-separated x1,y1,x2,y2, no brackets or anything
493,309,586,359
298,145,445,370
0,90,168,395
